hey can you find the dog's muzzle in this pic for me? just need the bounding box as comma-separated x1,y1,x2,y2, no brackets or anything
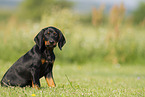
45,41,56,48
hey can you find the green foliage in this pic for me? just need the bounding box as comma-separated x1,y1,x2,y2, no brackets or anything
132,2,145,24
18,0,73,21
0,9,145,64
0,12,11,22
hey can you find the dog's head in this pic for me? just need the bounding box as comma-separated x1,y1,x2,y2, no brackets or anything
34,26,66,50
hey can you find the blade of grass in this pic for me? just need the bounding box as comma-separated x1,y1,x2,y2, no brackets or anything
65,74,75,90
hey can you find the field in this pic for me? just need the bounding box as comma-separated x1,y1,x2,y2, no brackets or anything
0,61,145,96
0,8,145,96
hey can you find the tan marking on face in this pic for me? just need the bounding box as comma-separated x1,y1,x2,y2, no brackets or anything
46,77,55,87
45,41,50,45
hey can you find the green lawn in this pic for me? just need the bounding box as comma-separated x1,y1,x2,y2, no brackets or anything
0,61,145,97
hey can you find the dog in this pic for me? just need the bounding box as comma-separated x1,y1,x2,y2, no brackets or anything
0,26,66,89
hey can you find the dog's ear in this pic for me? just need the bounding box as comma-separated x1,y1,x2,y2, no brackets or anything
49,26,66,50
34,28,47,50
58,30,66,50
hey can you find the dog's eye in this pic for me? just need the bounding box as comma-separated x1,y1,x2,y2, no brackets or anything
44,32,50,35
54,33,57,37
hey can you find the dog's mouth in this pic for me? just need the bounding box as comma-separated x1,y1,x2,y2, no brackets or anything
45,41,56,49
46,44,56,49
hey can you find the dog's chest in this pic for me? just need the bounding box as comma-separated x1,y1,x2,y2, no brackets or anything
41,53,55,65
41,57,53,64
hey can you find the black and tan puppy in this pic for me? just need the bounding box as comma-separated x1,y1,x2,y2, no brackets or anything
1,26,66,89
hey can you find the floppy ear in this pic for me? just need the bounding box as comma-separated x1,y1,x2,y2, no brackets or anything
48,26,66,50
58,30,66,50
34,28,47,50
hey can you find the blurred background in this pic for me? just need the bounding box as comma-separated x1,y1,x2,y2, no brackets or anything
0,0,145,65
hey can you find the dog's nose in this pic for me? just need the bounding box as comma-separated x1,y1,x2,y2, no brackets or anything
49,41,54,44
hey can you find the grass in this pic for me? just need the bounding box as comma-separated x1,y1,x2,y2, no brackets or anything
0,61,145,96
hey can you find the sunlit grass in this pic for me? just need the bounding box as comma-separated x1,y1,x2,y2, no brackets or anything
0,61,145,96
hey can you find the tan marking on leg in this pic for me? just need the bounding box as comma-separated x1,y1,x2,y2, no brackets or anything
32,80,34,88
46,77,55,87
32,80,40,89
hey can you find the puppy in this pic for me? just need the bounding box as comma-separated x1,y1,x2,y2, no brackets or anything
1,26,66,89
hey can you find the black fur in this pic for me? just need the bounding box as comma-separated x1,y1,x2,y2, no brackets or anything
1,26,66,88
